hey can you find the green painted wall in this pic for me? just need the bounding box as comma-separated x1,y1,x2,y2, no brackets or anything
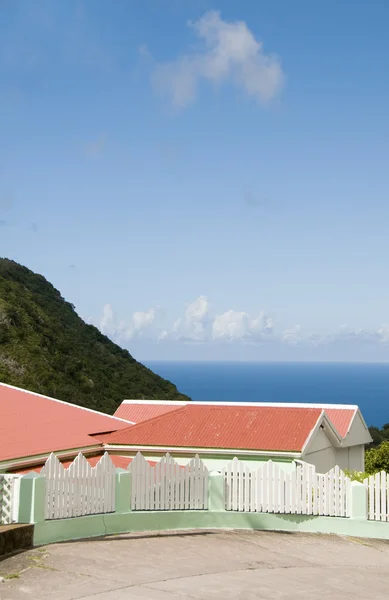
33,509,389,547
20,465,389,548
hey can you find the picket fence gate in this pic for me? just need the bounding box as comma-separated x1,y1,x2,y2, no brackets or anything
223,459,350,517
364,471,389,521
41,452,116,520
129,452,208,510
0,474,20,525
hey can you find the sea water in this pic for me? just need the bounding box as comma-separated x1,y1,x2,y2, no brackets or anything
145,361,389,428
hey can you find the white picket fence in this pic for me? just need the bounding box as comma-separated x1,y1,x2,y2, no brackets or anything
0,474,20,525
41,453,116,520
223,459,350,517
129,452,208,510
364,471,389,521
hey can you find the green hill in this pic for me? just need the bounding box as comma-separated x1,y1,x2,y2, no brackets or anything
0,258,189,413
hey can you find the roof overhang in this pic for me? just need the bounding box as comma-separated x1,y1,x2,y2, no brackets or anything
0,444,104,473
103,444,302,459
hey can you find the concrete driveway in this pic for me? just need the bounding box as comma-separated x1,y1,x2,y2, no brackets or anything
1,530,389,599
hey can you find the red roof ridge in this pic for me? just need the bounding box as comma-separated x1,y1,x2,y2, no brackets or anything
111,402,188,439
190,401,359,410
121,399,190,405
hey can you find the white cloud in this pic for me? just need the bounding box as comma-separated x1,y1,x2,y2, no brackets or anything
212,309,273,341
168,296,210,341
93,298,389,356
96,297,273,345
185,295,209,321
282,325,303,345
251,311,274,335
377,325,389,343
152,11,284,109
94,304,156,341
212,310,249,340
132,308,156,331
98,304,116,337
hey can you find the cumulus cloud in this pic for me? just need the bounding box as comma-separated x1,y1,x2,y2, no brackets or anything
98,304,116,337
169,296,210,341
378,325,389,343
132,308,156,332
95,304,157,341
152,11,284,109
160,296,273,343
93,297,389,355
212,309,273,342
282,325,303,345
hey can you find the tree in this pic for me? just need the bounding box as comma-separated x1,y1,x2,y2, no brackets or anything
365,441,389,474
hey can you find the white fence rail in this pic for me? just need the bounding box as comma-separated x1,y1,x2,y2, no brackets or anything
130,452,208,511
364,471,389,521
41,452,116,520
0,474,20,525
223,459,350,517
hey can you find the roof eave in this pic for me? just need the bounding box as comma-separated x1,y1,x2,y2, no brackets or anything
0,444,104,473
103,443,302,458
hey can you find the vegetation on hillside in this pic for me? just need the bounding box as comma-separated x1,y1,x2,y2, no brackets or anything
0,258,189,414
368,423,389,448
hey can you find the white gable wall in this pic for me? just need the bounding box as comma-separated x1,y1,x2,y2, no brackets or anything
342,411,372,447
303,427,337,473
334,445,365,472
303,426,365,473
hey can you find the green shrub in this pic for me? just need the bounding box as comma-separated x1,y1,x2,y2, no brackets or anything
364,441,389,475
344,469,370,483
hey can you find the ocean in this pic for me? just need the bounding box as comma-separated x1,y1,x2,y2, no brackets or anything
145,361,389,428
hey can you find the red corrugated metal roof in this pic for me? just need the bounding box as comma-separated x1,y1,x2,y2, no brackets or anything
114,402,185,423
106,405,323,452
324,408,356,437
0,383,131,462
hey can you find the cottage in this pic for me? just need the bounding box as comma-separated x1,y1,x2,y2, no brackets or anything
107,399,373,473
0,383,372,474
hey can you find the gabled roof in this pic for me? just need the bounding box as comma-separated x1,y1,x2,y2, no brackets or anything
323,408,357,437
114,400,187,423
0,382,132,462
113,399,360,441
105,404,326,452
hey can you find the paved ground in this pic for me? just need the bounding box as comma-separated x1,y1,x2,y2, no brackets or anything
1,530,389,599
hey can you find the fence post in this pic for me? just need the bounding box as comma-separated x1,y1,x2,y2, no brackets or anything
115,469,132,514
348,480,368,520
17,473,45,524
208,471,225,512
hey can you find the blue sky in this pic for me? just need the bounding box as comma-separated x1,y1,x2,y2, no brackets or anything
1,0,389,361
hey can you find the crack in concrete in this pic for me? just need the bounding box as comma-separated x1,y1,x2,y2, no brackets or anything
5,560,389,600
140,582,199,600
